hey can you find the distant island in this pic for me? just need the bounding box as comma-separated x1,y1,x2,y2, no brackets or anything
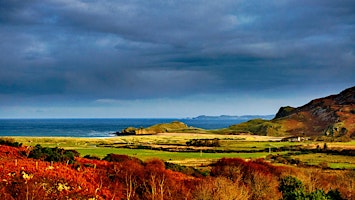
190,115,274,120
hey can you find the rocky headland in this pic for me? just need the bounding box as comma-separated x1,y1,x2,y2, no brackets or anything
223,86,354,140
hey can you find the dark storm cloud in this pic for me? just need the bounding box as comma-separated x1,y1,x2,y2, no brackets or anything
0,0,354,106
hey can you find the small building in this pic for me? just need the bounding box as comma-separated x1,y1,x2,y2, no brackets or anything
281,136,309,142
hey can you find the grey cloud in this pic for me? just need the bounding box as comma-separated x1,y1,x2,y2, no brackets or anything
0,0,354,107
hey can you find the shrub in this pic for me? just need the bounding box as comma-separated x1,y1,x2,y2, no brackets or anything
307,189,328,200
192,177,250,200
103,153,143,164
165,162,206,177
83,154,101,160
0,138,22,147
306,189,345,200
211,158,281,199
279,176,306,200
186,138,220,147
326,189,345,200
28,144,77,163
279,176,345,200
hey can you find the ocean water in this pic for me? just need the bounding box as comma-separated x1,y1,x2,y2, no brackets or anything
0,118,247,137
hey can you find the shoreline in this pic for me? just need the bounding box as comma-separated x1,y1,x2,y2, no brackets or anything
3,135,120,139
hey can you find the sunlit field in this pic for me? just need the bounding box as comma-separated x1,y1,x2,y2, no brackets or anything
6,135,355,169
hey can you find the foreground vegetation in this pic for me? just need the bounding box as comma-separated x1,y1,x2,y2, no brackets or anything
1,136,354,199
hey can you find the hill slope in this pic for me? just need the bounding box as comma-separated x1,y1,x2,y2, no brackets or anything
118,121,206,135
224,86,355,138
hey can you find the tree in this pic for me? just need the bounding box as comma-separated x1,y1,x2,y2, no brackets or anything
279,176,306,200
143,159,167,200
307,189,329,200
279,176,344,200
192,177,250,200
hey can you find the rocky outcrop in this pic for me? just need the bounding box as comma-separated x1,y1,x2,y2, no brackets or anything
274,106,296,119
119,127,157,135
117,121,191,135
273,86,355,137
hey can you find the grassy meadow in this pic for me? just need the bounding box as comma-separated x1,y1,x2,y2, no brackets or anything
291,153,355,169
5,134,355,169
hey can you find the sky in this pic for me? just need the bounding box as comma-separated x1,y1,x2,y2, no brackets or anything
0,0,354,118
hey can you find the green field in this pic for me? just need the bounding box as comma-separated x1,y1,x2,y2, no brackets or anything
4,135,355,169
290,153,355,169
75,147,285,166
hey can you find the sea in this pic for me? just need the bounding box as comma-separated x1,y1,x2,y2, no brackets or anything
0,118,250,138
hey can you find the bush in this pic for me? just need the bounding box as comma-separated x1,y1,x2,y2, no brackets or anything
279,176,345,200
165,162,206,177
83,154,101,160
0,138,22,147
103,153,143,164
279,176,306,200
306,189,345,200
326,189,345,200
28,144,77,164
307,189,328,200
186,138,220,147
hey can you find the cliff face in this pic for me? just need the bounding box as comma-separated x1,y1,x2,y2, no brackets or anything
227,86,354,138
273,86,355,137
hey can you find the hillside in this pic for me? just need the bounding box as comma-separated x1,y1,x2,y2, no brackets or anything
117,121,206,135
224,86,355,138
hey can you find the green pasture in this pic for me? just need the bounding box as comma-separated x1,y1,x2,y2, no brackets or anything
290,153,355,169
76,147,280,160
75,147,286,167
10,136,297,152
218,140,296,151
4,136,355,169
